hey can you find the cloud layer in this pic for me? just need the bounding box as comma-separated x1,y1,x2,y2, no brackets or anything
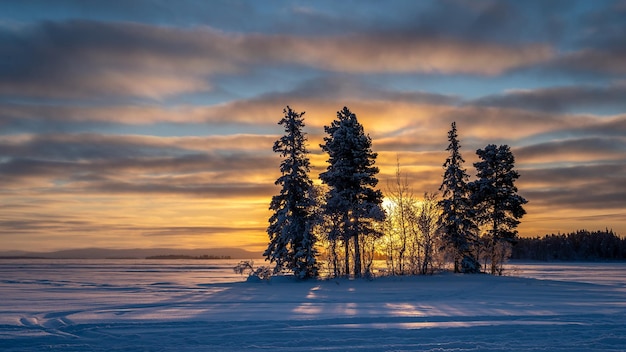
1,0,625,252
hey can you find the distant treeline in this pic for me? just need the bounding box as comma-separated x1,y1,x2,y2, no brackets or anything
511,229,626,261
145,254,232,260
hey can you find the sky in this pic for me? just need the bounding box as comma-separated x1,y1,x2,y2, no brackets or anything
1,0,625,253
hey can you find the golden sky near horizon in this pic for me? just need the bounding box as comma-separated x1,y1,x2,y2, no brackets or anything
1,1,625,253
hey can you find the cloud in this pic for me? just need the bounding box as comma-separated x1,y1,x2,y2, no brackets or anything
0,133,280,198
1,2,625,250
261,34,554,75
0,133,276,159
472,83,626,113
538,2,626,78
0,157,280,198
0,133,188,160
0,75,462,134
275,76,461,105
0,103,279,130
523,186,626,211
6,92,617,143
88,180,276,198
442,106,587,143
550,49,626,76
519,162,626,211
3,93,622,214
0,19,555,101
515,137,626,164
0,20,236,100
0,218,107,235
405,0,570,44
574,2,626,50
140,226,266,237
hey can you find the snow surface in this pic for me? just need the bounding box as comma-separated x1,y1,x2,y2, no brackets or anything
1,260,625,351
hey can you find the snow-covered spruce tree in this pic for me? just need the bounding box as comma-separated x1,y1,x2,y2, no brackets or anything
320,107,385,278
470,144,527,275
437,122,480,273
264,106,318,279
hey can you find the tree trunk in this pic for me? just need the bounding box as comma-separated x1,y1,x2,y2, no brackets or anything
354,234,362,278
491,236,497,275
331,239,338,278
344,238,350,277
491,209,498,275
421,242,430,275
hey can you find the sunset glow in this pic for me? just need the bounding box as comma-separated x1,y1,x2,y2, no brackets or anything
1,1,625,254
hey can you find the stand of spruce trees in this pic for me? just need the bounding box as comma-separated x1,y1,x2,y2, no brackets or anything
511,229,626,261
264,107,620,279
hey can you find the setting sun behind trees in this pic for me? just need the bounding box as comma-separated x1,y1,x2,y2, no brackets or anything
263,106,526,277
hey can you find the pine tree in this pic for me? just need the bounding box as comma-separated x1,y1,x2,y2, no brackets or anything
471,144,527,275
320,107,385,278
265,106,318,279
437,122,480,273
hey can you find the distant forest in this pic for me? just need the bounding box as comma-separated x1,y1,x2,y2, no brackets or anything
511,229,626,261
146,254,232,260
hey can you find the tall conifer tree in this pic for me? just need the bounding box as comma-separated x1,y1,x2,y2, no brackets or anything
265,106,318,279
471,144,527,275
438,122,480,273
320,107,384,278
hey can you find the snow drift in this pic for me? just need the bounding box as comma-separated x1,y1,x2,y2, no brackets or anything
1,260,625,351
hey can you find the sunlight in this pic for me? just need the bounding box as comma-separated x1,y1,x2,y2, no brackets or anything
292,303,322,315
382,197,394,211
382,196,424,212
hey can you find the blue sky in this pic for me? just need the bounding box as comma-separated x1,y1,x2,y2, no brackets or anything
1,0,625,252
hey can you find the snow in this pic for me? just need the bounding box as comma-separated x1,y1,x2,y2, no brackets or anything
1,260,625,351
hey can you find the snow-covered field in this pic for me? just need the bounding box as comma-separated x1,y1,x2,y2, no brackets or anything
1,260,625,351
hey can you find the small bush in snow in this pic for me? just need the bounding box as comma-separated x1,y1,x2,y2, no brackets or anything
233,261,273,281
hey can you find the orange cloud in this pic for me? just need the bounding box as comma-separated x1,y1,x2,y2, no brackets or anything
281,35,554,75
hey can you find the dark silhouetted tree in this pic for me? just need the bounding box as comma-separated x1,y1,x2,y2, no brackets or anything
265,106,318,279
320,107,385,278
438,122,480,273
471,144,527,275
